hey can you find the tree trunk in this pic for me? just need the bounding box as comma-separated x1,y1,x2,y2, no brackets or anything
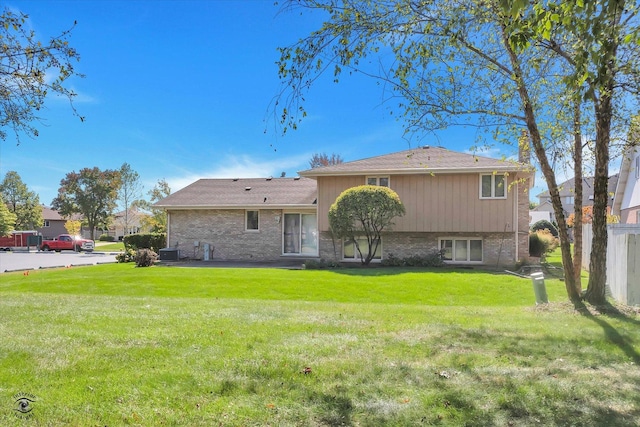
572,99,583,293
501,27,580,303
583,1,622,305
584,96,611,305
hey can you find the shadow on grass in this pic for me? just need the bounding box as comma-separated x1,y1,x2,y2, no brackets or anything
576,302,640,365
324,265,514,278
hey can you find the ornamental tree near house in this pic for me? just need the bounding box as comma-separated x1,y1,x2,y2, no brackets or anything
329,185,405,265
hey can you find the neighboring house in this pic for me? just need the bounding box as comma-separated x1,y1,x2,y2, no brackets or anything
109,207,148,240
155,146,533,266
37,206,69,239
612,145,640,224
529,210,551,226
534,175,619,222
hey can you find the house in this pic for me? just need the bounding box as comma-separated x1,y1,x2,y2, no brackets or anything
612,145,640,224
109,207,149,240
155,146,533,266
534,175,619,222
37,206,69,239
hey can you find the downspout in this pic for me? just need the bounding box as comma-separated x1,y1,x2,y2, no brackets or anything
166,211,171,248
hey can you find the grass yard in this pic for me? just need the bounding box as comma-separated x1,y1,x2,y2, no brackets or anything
94,241,125,252
1,264,639,426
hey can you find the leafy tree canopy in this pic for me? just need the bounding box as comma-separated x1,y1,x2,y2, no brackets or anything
0,7,83,143
329,185,405,265
0,171,42,230
309,152,344,168
0,194,17,236
52,167,121,240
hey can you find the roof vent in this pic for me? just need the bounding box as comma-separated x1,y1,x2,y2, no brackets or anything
232,178,239,182
293,177,300,180
245,187,251,191
266,177,272,181
422,145,430,149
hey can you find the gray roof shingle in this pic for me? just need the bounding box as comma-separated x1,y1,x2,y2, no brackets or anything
155,177,317,208
299,146,528,176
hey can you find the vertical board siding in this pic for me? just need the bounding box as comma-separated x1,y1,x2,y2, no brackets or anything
318,173,515,232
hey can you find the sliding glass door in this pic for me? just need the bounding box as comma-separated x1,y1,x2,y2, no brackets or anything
283,213,317,255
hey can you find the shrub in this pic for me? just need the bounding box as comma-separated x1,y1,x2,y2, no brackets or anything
99,234,115,242
135,249,158,267
531,219,559,238
529,230,559,258
303,259,341,269
116,248,136,263
123,233,166,252
380,251,444,267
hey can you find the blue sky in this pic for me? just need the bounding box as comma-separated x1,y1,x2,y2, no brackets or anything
0,0,542,207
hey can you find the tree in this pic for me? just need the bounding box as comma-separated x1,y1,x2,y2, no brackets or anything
309,152,344,168
64,219,81,236
0,7,83,143
567,206,619,226
275,0,640,304
52,167,121,240
0,171,43,230
138,179,171,234
0,194,17,236
116,162,144,236
328,185,405,265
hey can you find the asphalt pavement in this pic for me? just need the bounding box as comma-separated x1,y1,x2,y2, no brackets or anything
0,250,118,273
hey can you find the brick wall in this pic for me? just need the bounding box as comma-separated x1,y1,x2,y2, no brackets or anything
168,209,283,260
318,230,517,266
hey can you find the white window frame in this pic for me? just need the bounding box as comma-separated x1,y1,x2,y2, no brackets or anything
342,237,382,262
479,174,507,199
43,220,50,227
366,176,390,187
245,210,259,231
439,238,483,263
635,155,640,180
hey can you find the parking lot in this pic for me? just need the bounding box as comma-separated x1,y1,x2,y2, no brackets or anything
0,250,118,273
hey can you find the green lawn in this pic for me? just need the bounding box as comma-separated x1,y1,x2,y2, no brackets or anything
1,264,638,426
94,241,125,252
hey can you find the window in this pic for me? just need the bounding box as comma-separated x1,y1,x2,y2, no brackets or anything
245,210,259,231
480,174,506,199
564,196,575,204
43,220,50,227
283,213,317,255
440,238,483,263
343,237,382,261
366,176,390,187
635,156,640,180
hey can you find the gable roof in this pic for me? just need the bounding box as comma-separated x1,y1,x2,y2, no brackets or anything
42,206,65,221
536,175,619,207
299,146,530,177
154,177,317,209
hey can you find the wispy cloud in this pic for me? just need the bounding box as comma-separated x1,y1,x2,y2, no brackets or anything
161,152,310,193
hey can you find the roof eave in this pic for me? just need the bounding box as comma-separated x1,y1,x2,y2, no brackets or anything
157,204,318,210
299,165,530,177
